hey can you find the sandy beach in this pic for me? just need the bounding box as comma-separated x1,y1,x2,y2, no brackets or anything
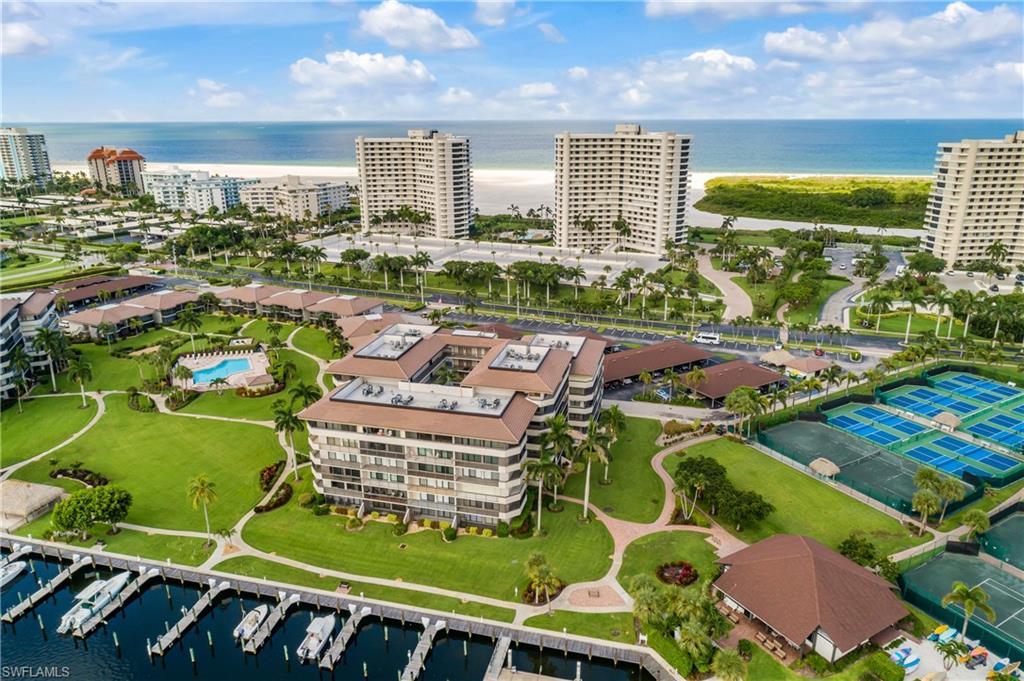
53,161,928,235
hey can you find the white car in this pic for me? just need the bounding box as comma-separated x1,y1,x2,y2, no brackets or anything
693,332,722,345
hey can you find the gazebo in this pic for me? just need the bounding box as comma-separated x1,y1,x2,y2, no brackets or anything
933,411,961,431
809,458,840,478
0,480,65,531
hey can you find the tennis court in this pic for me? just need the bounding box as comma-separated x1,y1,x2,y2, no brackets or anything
931,371,1022,405
901,552,1024,660
825,403,924,446
880,384,983,418
981,513,1024,568
967,415,1024,449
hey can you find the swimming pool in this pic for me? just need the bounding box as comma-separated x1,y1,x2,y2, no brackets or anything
192,358,252,384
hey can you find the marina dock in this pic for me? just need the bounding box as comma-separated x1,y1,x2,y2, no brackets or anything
400,617,445,681
2,555,92,623
319,604,372,670
150,579,230,656
483,636,513,681
241,592,300,654
2,543,32,566
73,567,160,638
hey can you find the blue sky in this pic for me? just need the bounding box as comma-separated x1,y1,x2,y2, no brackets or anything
3,1,1022,121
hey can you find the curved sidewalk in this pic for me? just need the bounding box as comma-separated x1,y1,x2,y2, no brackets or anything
697,255,752,320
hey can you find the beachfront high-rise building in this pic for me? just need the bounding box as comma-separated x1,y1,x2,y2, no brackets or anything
142,167,258,213
554,123,690,257
922,131,1024,267
86,147,146,195
355,129,472,238
239,175,348,221
0,127,52,189
299,324,604,526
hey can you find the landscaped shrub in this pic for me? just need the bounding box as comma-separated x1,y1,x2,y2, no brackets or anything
737,639,754,661
254,482,292,513
49,465,109,488
312,504,329,516
496,521,510,538
663,420,695,437
346,507,358,517
656,561,699,587
482,528,493,538
371,511,380,519
468,526,478,535
803,652,832,675
861,653,904,681
127,392,156,413
439,521,450,531
419,519,433,529
346,517,363,530
386,513,398,523
442,526,457,542
331,505,347,515
298,493,315,508
235,383,283,398
392,521,407,536
165,389,199,411
259,461,284,492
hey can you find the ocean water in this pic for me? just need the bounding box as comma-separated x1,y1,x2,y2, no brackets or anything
7,119,1022,174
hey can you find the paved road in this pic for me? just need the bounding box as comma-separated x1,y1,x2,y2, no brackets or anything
697,254,752,319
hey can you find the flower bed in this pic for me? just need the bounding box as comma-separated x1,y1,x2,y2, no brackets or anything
656,560,699,587
254,481,292,513
259,461,284,492
522,578,566,604
50,466,109,487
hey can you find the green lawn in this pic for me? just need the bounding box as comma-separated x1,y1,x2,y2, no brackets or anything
179,349,320,422
214,556,516,622
851,308,968,337
667,439,927,555
14,515,214,566
54,329,188,393
523,610,635,644
11,395,282,532
242,477,614,601
783,276,850,326
191,313,245,335
1,395,98,467
695,175,929,229
242,319,300,343
940,478,1024,532
747,648,902,681
618,531,720,594
291,326,335,361
563,417,664,523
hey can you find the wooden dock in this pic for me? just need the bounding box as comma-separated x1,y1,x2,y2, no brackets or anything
241,593,299,654
150,579,230,656
399,618,445,681
319,604,372,670
73,567,160,638
1,543,32,566
2,555,92,623
483,636,512,681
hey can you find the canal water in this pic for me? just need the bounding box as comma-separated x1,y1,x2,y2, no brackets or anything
1,556,653,680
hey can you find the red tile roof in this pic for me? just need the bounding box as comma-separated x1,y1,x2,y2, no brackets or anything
602,340,711,383
695,360,783,400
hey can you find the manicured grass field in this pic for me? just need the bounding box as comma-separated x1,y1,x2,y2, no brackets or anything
747,648,901,680
852,309,967,337
214,556,516,622
242,478,614,601
242,319,300,343
291,326,336,361
1,395,97,467
14,515,214,566
523,610,635,643
563,417,664,523
179,349,320,422
618,531,719,594
191,313,245,335
54,329,187,392
12,395,282,532
667,438,927,555
783,276,850,326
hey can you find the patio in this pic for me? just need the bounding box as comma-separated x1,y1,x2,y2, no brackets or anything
716,601,802,665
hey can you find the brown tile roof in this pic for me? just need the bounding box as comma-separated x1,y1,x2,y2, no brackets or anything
51,275,158,304
0,298,19,319
714,535,907,652
262,289,332,311
461,343,571,394
569,337,606,378
215,284,288,304
602,340,712,383
299,390,538,444
18,291,54,318
64,304,153,327
52,274,118,290
125,289,199,311
695,359,783,400
336,313,429,339
306,295,385,318
785,356,833,374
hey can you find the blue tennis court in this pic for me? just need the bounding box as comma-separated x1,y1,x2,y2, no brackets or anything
904,445,990,477
932,435,1021,472
934,379,1008,405
829,414,901,445
888,394,943,418
854,406,926,436
946,373,1021,398
968,421,1024,448
992,413,1024,431
908,387,980,415
1014,403,1024,416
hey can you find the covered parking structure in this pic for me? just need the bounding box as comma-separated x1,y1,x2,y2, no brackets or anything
602,339,712,386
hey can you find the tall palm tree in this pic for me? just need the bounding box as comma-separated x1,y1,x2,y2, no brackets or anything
67,355,92,408
942,581,996,640
865,289,893,332
176,304,202,352
32,327,66,392
638,370,653,395
576,418,610,521
684,367,706,398
711,649,746,681
912,489,940,536
187,474,218,547
288,382,321,410
274,405,304,480
523,448,560,536
901,289,927,344
961,509,990,540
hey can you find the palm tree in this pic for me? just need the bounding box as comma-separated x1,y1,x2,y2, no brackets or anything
866,288,893,332
12,375,29,413
289,382,321,409
67,355,92,408
187,474,218,547
942,581,997,640
173,363,193,389
209,376,229,395
576,418,610,521
664,368,681,399
638,370,653,395
177,304,202,352
912,489,940,536
936,640,970,672
711,649,746,681
274,405,304,480
32,327,66,392
523,448,560,536
961,508,990,540
902,289,927,344
684,367,706,398
935,478,966,524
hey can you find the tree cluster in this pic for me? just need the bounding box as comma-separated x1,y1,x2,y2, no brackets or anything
51,485,133,539
674,456,774,531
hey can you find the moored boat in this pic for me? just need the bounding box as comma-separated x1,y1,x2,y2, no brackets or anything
296,614,336,661
56,572,131,635
0,561,27,588
233,604,269,641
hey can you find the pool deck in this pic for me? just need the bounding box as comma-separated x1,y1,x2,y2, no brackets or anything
175,350,272,392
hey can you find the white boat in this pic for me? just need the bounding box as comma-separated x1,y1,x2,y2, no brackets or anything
56,572,132,635
296,614,336,661
233,604,269,641
0,561,27,588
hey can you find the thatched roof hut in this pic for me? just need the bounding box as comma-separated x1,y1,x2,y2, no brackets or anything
933,412,961,429
810,457,841,478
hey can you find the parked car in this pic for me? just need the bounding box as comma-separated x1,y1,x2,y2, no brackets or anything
813,347,825,357
656,388,671,401
990,284,1000,292
838,264,847,270
967,271,974,277
997,273,1007,280
693,332,722,345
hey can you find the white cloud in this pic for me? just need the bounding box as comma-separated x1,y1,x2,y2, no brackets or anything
474,0,515,27
359,0,479,51
190,79,246,108
567,66,589,80
684,48,757,73
645,1,866,20
514,82,559,98
2,22,48,55
765,2,1023,62
289,50,435,100
766,59,801,71
537,23,566,44
439,86,474,104
74,47,152,74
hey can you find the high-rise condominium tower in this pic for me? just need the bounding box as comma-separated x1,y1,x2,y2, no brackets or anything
0,127,52,189
355,129,473,238
923,131,1024,267
87,147,146,195
554,123,690,257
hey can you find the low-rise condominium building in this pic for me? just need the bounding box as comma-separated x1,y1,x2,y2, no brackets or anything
141,167,258,213
239,175,348,221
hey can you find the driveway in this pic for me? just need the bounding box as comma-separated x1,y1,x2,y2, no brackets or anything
697,254,753,319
